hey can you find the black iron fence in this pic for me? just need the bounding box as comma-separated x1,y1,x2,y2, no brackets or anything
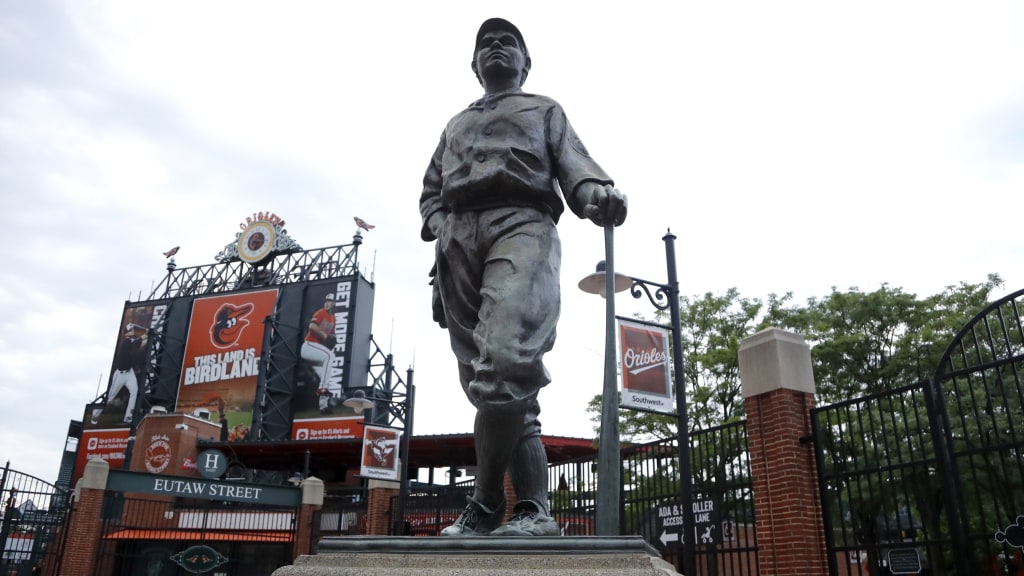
812,380,948,575
315,487,368,544
547,421,757,575
548,455,596,537
388,483,473,536
933,288,1024,575
812,287,1024,576
91,493,296,575
0,463,69,576
691,421,758,576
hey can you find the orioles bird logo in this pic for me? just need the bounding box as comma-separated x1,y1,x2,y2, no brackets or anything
209,302,255,349
369,435,397,467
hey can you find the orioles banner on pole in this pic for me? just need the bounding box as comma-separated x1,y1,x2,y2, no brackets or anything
359,424,402,481
618,318,675,415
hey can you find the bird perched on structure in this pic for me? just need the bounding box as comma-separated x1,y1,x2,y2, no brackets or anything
163,246,180,258
353,217,375,231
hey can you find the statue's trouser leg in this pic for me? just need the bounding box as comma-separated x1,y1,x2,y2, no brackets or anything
441,207,560,513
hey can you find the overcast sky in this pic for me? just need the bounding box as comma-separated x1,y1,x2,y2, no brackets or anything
2,1,1022,484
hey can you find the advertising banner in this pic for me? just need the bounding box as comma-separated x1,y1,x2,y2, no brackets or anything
618,318,675,414
74,424,131,484
89,302,169,429
291,418,364,442
359,424,402,481
290,279,364,440
175,289,279,441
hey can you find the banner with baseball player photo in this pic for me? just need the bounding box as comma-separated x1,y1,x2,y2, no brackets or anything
290,279,365,441
617,318,675,415
89,302,170,429
175,289,279,442
359,424,402,481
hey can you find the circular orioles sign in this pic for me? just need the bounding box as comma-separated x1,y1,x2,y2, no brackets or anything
237,220,276,264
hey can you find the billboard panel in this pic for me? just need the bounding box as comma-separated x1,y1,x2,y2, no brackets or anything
291,418,364,442
90,302,169,429
74,414,131,484
618,318,675,414
175,289,279,441
289,279,366,439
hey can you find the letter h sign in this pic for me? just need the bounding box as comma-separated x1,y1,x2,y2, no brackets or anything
198,449,229,479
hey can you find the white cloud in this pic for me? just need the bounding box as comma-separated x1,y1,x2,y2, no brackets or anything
1,0,1022,483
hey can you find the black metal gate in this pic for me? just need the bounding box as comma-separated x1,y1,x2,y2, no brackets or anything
393,483,473,536
813,287,1024,575
92,492,297,576
0,463,70,576
545,423,758,575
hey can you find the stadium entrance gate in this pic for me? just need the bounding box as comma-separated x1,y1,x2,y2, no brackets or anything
0,464,70,576
812,288,1024,575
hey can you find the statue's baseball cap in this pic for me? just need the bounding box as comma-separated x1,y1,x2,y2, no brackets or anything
475,18,529,59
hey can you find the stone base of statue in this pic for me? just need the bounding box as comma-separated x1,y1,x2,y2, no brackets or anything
271,536,681,576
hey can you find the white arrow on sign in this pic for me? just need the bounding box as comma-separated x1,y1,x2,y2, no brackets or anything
659,530,679,547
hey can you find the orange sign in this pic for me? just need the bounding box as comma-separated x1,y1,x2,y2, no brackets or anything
74,428,131,484
291,417,364,441
175,289,279,441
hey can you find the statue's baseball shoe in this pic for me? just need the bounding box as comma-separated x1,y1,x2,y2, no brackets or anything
440,496,505,536
490,501,558,536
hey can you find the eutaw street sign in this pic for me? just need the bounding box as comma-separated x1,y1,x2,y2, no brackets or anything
106,469,301,507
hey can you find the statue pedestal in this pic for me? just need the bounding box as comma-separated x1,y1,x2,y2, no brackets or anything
272,536,681,575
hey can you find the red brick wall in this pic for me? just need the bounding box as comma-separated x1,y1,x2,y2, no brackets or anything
57,487,105,576
746,389,828,576
293,503,317,557
365,486,398,535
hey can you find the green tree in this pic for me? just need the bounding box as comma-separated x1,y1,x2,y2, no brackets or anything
590,275,1004,441
780,274,1003,403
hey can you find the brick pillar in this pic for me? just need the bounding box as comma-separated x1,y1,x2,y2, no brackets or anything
60,459,109,576
365,479,399,536
293,476,324,558
739,328,828,576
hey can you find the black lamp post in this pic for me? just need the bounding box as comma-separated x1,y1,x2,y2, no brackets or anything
343,360,415,536
578,230,696,576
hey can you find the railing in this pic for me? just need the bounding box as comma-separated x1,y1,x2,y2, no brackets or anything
92,493,296,575
813,287,1024,576
390,484,473,536
315,488,369,544
0,464,70,576
147,241,362,301
547,423,758,575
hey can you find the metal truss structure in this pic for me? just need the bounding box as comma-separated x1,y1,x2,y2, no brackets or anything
147,234,364,301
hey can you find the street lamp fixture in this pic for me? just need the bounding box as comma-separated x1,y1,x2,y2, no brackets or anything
341,390,377,414
578,260,633,298
578,230,697,576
